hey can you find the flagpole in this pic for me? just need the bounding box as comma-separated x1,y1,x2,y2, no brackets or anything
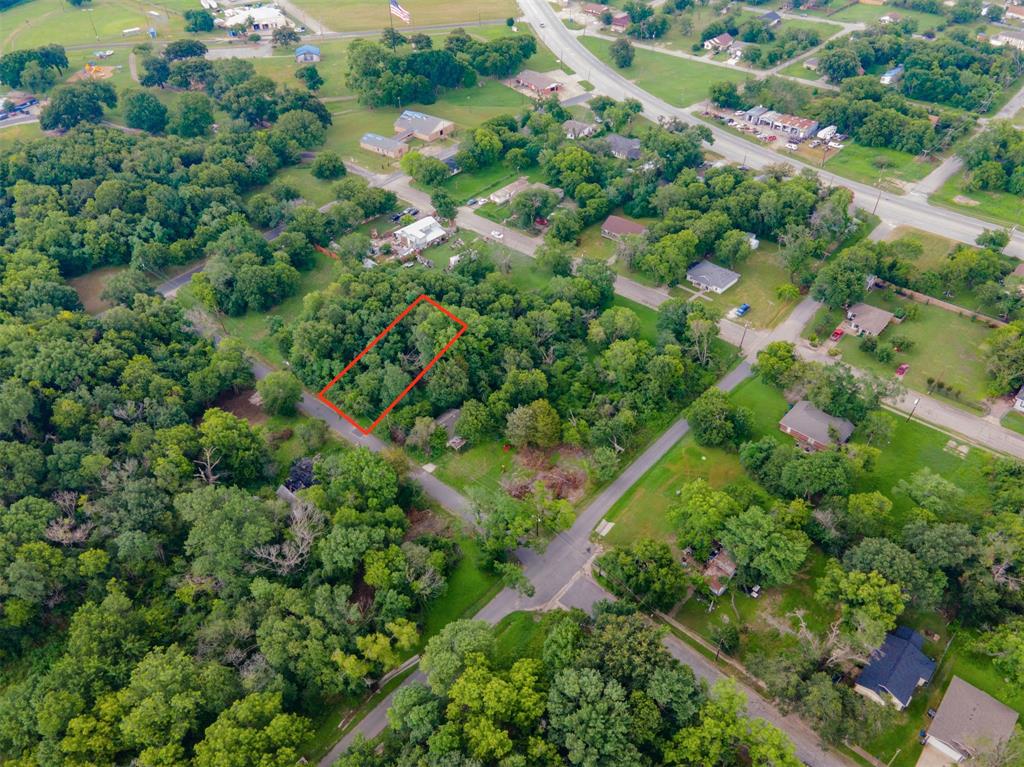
387,0,397,49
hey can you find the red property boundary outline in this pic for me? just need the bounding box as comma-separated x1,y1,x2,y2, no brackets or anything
316,295,468,435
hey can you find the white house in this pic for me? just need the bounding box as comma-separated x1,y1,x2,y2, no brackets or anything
217,5,291,31
704,32,734,52
1014,385,1024,412
394,216,447,251
817,124,837,140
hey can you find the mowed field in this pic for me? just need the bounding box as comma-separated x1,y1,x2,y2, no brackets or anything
286,0,517,32
1,0,201,52
580,36,750,107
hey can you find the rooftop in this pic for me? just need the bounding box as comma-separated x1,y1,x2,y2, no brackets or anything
686,259,740,291
605,133,642,158
361,132,406,152
602,214,648,236
857,627,936,708
395,215,445,241
394,109,452,134
515,69,558,90
295,44,320,55
847,302,894,336
779,400,855,446
929,677,1018,757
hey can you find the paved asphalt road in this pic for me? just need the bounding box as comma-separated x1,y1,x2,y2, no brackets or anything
519,0,1024,260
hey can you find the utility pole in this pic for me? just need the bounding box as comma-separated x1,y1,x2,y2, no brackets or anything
906,397,921,422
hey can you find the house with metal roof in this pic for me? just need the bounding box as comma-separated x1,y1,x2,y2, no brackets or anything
854,628,935,711
759,10,782,25
922,677,1018,763
605,133,642,160
881,64,904,85
610,12,631,30
295,44,320,63
360,132,408,159
393,110,455,142
778,400,854,451
686,260,740,294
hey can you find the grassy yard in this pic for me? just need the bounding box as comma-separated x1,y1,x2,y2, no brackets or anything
321,79,533,171
778,58,824,80
832,288,994,407
790,142,938,192
603,434,747,547
828,1,946,30
880,226,955,272
931,172,1024,228
285,0,516,32
1002,410,1024,436
700,244,798,329
580,36,750,107
1,0,204,51
250,40,355,100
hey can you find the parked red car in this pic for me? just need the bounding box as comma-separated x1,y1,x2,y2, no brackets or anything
895,363,910,377
830,328,844,342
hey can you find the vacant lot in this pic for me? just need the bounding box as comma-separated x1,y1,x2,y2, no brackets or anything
932,173,1024,227
580,36,750,107
286,0,516,33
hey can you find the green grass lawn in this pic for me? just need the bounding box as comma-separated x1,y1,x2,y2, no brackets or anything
580,36,751,107
778,58,824,80
250,40,355,100
322,79,533,172
833,289,994,407
613,295,660,344
1,0,204,51
880,226,955,271
284,0,516,32
828,2,945,30
700,244,797,329
1002,410,1024,436
436,161,544,205
491,611,552,667
603,434,747,546
931,172,1024,228
819,143,937,191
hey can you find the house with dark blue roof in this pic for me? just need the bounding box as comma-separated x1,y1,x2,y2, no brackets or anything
854,627,936,710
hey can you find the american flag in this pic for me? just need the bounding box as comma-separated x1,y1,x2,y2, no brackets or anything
389,0,411,23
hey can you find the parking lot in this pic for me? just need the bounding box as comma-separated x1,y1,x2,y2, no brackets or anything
703,106,849,160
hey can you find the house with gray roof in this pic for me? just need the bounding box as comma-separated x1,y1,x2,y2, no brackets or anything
778,400,854,451
854,627,935,711
846,302,894,337
759,10,782,25
1015,384,1024,413
393,110,455,142
360,132,408,159
686,259,740,294
922,677,1019,763
563,118,599,139
605,133,642,160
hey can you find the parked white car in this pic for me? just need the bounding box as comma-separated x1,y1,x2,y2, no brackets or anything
491,230,504,239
